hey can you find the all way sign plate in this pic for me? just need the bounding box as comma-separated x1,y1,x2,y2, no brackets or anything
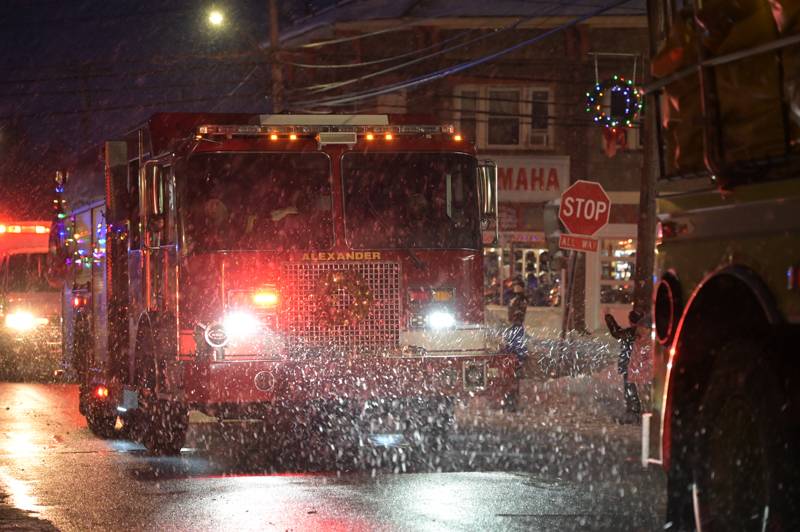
559,233,598,252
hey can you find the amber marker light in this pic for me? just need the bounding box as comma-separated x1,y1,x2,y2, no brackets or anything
289,133,298,141
253,289,279,309
453,134,463,142
365,133,375,141
384,133,393,141
270,133,278,141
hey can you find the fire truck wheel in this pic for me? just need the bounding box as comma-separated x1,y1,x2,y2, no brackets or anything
141,400,188,456
86,410,117,439
683,340,798,531
133,326,187,455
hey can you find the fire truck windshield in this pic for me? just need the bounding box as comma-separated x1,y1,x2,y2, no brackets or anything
342,153,480,249
179,152,333,252
4,253,55,292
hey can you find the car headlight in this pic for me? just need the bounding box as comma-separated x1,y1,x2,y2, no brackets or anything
5,311,48,332
426,310,456,330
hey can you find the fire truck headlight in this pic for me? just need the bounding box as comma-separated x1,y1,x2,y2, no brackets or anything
426,310,456,330
222,311,261,341
5,311,48,333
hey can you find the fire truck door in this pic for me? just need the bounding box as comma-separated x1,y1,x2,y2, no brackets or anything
144,165,178,319
142,164,180,391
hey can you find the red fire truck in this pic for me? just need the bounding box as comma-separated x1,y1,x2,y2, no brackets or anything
49,112,518,457
0,221,62,380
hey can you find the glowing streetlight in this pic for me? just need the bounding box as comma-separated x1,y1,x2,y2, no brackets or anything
208,9,224,27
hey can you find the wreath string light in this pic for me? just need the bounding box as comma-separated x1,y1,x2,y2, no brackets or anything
585,75,643,129
315,269,373,328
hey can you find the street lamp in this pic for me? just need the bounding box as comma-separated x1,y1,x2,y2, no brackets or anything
208,9,224,27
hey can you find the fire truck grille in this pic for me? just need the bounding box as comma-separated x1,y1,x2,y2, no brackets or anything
282,261,401,353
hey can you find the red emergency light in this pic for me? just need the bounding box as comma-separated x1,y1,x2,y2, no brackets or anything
94,385,110,399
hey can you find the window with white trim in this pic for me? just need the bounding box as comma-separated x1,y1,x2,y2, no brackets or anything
454,86,553,149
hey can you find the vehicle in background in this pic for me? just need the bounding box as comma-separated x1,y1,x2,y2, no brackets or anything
644,2,800,529
48,113,517,460
0,222,62,380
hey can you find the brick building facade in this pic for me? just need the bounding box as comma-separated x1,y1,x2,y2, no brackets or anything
281,1,648,333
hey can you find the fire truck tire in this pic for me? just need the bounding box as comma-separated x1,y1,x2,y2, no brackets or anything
670,340,799,531
86,411,117,439
141,400,188,456
134,325,187,455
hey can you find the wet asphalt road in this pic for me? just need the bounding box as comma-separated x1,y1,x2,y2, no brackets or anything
0,382,665,531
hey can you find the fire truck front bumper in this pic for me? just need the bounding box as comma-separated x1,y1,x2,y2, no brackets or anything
178,353,519,413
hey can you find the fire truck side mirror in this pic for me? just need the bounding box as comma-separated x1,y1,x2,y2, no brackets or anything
477,160,499,246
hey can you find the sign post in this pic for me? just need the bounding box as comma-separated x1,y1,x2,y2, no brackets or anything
557,180,612,336
557,180,611,251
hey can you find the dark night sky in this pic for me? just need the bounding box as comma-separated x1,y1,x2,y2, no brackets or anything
0,0,330,219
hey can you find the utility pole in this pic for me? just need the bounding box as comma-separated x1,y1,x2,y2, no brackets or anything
269,0,285,113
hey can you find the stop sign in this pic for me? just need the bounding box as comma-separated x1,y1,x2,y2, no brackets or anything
558,180,611,236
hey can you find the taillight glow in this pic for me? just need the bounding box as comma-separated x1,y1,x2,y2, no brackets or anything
94,385,109,399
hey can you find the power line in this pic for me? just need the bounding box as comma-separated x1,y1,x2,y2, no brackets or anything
292,12,459,49
293,0,634,109
290,3,570,96
283,29,476,69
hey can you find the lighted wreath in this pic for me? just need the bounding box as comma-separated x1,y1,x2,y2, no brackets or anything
314,269,373,328
585,75,643,128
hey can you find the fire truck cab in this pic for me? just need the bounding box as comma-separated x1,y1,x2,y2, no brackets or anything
51,113,518,457
0,221,62,380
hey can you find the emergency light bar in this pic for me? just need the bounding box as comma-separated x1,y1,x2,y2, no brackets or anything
196,123,455,138
259,114,389,126
0,224,48,234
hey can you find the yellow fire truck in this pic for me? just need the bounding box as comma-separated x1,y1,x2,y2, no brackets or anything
643,1,800,529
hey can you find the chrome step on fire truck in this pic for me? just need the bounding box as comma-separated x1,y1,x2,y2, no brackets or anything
49,113,518,458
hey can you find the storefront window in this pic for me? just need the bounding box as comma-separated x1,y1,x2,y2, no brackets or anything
599,238,636,304
483,244,561,307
